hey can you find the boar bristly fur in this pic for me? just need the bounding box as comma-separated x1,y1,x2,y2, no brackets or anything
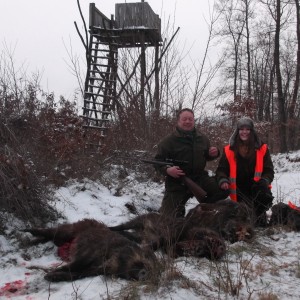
24,219,159,282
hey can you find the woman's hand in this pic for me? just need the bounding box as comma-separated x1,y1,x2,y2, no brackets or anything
220,182,229,190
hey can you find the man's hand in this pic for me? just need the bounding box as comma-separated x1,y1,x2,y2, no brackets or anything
208,147,219,158
166,166,185,178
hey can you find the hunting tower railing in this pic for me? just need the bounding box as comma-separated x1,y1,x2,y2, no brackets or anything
81,1,162,152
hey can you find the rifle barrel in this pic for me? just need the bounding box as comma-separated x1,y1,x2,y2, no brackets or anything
141,158,188,166
141,159,173,166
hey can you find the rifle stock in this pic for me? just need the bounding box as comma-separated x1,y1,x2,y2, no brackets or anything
141,158,207,203
182,176,207,202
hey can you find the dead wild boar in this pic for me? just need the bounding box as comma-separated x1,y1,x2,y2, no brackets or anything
185,199,254,243
174,227,226,259
269,202,300,231
109,212,226,259
24,218,101,246
110,212,183,250
23,219,159,282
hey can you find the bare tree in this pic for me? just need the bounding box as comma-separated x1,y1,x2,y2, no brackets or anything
189,2,226,113
215,0,247,100
214,0,299,152
287,0,300,149
273,0,288,151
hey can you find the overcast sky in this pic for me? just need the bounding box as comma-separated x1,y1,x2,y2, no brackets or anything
0,0,212,100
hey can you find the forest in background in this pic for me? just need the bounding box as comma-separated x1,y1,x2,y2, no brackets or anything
68,0,300,153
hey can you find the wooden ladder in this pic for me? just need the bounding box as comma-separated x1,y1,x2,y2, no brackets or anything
81,30,118,149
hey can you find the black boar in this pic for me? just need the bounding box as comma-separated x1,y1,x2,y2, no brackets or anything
24,219,159,282
185,199,254,243
269,202,300,231
174,227,226,259
24,219,101,247
110,213,183,250
109,212,226,259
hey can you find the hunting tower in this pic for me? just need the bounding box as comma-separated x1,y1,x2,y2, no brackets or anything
81,1,162,150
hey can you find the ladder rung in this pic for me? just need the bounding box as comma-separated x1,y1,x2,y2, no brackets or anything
83,99,114,106
88,73,116,82
82,124,109,130
91,63,116,67
90,71,115,75
91,54,109,59
90,55,117,61
80,115,110,122
88,76,116,83
82,108,112,114
100,79,116,83
87,84,114,91
89,69,105,74
90,48,117,53
85,92,115,98
87,84,105,89
90,63,111,68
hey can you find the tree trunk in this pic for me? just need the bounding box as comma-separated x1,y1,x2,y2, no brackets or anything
274,0,287,152
245,0,252,97
288,0,300,150
154,44,160,115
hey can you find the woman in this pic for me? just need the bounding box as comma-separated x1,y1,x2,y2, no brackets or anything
216,117,274,226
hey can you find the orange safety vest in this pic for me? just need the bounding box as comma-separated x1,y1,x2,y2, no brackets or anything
288,201,300,212
224,144,268,202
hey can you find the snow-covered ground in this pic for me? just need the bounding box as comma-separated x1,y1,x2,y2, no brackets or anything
0,151,300,299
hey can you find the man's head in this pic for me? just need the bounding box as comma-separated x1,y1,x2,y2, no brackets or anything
177,108,195,131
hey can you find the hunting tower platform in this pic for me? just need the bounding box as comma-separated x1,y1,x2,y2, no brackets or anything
81,1,162,149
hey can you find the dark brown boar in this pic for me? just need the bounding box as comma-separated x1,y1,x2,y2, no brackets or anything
24,219,159,282
174,227,226,259
185,199,254,243
23,219,101,246
269,202,300,231
109,213,226,259
109,212,184,251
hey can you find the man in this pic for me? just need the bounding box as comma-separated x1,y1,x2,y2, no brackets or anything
155,108,229,218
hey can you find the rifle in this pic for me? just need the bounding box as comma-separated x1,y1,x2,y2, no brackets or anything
141,158,207,203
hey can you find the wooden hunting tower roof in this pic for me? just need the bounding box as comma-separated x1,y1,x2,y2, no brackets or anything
89,1,162,47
